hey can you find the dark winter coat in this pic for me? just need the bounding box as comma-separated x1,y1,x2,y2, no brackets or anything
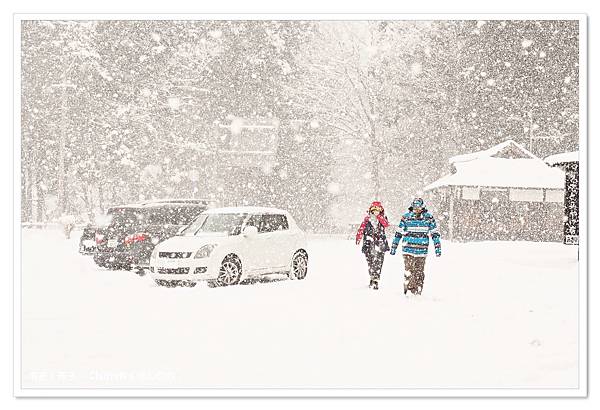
360,217,390,255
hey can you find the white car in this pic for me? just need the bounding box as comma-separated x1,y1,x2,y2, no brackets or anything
149,207,308,287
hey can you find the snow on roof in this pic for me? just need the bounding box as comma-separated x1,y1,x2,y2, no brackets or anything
203,206,288,215
449,139,537,163
425,140,565,191
544,151,579,165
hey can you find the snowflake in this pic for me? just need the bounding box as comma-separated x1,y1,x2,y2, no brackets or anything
521,39,534,48
167,97,180,110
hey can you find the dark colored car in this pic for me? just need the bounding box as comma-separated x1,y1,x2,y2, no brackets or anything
93,199,209,272
79,225,97,254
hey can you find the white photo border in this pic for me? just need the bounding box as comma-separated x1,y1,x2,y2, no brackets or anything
12,12,588,398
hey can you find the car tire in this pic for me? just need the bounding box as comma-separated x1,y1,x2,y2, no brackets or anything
216,255,242,286
289,250,308,280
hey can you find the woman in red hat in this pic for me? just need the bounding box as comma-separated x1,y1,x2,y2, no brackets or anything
355,201,390,290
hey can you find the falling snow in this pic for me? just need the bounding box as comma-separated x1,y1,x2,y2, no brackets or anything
521,39,534,48
20,19,579,236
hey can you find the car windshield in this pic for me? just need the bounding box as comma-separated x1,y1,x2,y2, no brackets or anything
180,213,248,236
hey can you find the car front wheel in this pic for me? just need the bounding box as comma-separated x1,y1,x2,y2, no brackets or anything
289,251,308,280
217,255,242,286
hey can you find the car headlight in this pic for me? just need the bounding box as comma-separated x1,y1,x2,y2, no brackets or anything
194,244,217,259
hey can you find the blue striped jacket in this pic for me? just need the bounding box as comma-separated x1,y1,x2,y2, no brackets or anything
391,211,442,257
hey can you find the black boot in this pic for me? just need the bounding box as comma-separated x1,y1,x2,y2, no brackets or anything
372,280,379,290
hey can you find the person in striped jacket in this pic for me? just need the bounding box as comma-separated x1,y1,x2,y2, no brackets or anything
390,198,442,295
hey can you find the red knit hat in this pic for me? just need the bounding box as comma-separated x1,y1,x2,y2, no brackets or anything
368,201,384,213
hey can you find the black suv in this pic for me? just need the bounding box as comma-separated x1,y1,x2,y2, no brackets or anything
93,199,209,272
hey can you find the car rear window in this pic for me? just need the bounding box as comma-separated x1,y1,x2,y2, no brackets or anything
146,206,204,225
107,208,146,229
107,205,205,228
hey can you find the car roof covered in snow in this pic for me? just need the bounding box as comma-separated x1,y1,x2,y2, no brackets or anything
202,206,289,215
109,199,210,210
137,198,211,205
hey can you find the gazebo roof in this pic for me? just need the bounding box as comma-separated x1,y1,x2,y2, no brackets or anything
424,140,565,191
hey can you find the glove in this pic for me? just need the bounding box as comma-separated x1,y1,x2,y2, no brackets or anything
390,248,396,256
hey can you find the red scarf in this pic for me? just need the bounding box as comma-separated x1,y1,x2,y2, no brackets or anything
355,213,390,243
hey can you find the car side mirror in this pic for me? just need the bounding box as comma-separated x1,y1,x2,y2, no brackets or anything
242,225,258,239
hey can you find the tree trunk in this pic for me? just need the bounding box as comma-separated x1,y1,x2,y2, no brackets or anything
36,184,46,223
23,167,32,223
83,182,91,218
369,124,381,200
98,184,104,213
57,51,70,217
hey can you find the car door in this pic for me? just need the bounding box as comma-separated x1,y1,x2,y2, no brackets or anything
274,214,298,269
260,214,291,272
240,214,269,273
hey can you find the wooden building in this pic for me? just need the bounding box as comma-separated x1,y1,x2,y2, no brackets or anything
424,140,565,242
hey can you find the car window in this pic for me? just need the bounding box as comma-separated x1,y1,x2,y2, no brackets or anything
146,209,168,225
261,214,289,233
245,214,264,231
276,215,289,230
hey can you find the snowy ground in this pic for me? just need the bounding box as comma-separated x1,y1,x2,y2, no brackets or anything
19,228,579,390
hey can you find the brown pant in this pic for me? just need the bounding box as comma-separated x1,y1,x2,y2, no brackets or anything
403,254,426,294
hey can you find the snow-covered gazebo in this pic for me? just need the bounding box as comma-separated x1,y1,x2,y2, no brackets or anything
424,140,565,242
545,151,579,245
